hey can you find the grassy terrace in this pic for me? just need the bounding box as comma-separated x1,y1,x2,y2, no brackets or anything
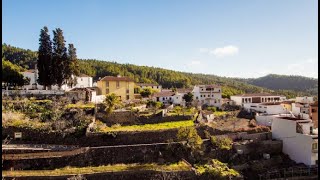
98,120,194,132
2,161,190,177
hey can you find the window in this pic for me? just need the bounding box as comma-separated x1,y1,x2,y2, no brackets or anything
126,89,129,93
106,81,109,87
196,97,198,99
176,97,178,99
116,81,120,88
163,97,165,100
106,89,109,94
212,95,214,97
203,95,206,97
312,143,318,150
81,78,83,81
169,97,172,100
200,95,203,97
126,95,130,100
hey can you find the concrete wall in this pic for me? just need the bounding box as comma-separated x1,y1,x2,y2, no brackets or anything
272,118,317,166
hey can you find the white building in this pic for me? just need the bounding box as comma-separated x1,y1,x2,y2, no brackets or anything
292,102,310,119
172,88,192,106
230,93,282,106
272,116,318,166
153,91,176,104
22,69,93,91
255,113,295,127
192,85,222,108
296,97,314,104
136,83,162,92
243,102,288,114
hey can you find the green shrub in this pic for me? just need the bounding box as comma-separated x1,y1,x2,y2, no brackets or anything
210,136,233,150
195,159,240,180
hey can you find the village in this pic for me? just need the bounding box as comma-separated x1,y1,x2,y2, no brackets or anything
2,70,318,180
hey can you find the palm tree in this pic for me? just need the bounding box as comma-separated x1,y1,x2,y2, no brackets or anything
104,93,121,116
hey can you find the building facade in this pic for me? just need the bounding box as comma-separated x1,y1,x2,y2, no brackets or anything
136,83,162,92
97,75,135,101
230,93,282,106
192,85,222,108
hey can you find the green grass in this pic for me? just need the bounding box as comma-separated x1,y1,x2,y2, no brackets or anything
100,120,194,132
2,161,190,177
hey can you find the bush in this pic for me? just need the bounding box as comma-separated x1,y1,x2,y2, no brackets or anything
195,159,240,180
177,126,203,153
210,136,233,150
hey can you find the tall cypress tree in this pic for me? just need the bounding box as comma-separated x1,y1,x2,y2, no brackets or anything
52,28,67,89
37,26,53,89
66,44,79,87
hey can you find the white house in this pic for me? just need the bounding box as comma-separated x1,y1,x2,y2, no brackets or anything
153,91,176,104
136,83,162,92
296,97,314,104
230,93,282,106
192,85,222,108
272,116,318,166
197,110,215,123
22,69,93,91
243,102,288,114
172,88,192,106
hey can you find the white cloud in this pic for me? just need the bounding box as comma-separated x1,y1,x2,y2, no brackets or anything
286,58,318,78
199,45,239,58
189,60,201,65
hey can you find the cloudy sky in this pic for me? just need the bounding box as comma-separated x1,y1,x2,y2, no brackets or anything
3,0,318,78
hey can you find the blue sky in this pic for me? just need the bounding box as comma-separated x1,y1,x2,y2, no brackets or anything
3,0,318,78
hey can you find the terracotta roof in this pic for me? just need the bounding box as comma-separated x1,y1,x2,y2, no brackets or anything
232,93,280,97
153,91,175,97
136,83,159,86
176,88,192,93
99,76,134,82
78,74,91,77
310,101,318,106
23,69,35,73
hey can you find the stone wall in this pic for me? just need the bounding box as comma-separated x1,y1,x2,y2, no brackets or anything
97,111,193,126
2,127,179,146
3,143,189,170
233,140,282,155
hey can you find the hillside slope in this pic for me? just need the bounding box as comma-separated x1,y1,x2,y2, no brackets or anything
2,43,317,98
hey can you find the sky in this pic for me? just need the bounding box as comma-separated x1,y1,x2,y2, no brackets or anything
2,0,318,78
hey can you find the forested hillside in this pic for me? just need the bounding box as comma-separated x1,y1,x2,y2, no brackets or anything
2,44,317,98
238,74,318,96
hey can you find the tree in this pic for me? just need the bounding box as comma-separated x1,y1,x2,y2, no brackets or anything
2,59,29,87
183,92,194,106
104,93,121,115
140,88,152,98
37,26,54,89
52,28,68,89
177,126,203,153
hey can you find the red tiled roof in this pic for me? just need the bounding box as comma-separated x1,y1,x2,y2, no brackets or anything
78,74,91,77
99,76,134,82
23,69,35,73
176,88,192,93
153,91,175,97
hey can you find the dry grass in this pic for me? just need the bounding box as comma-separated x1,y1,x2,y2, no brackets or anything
2,161,190,177
2,111,50,130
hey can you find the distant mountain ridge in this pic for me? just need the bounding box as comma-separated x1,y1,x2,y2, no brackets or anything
238,74,318,95
2,43,318,98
